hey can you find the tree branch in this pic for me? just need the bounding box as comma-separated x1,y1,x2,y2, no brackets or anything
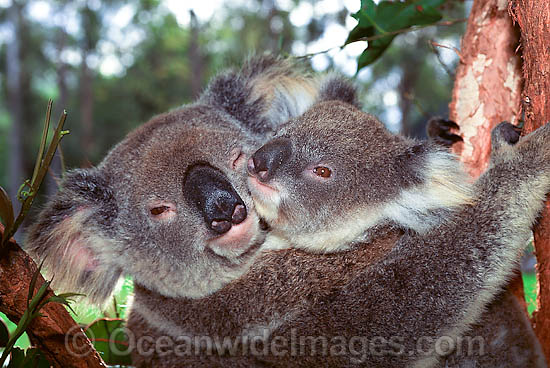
0,224,106,368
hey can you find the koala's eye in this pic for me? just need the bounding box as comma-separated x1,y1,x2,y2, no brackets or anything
148,202,177,220
150,206,170,216
313,166,332,178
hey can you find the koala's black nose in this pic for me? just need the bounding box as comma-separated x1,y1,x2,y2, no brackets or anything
184,165,247,235
248,138,292,182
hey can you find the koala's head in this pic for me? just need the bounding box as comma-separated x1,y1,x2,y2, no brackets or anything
247,85,472,252
26,106,266,302
25,55,326,303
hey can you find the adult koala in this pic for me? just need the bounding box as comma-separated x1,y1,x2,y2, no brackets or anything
25,56,322,304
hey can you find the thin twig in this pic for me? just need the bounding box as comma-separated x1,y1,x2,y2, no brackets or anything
296,18,467,60
428,40,456,77
1,104,69,252
430,40,464,64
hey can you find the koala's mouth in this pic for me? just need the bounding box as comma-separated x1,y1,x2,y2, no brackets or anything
207,209,265,258
247,176,281,224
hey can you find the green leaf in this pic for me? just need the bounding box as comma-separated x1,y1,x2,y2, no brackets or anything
7,347,50,368
6,347,25,367
347,0,446,69
85,318,132,365
0,186,14,241
0,318,9,347
357,35,396,70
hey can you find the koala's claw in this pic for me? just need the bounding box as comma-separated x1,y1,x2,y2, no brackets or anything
426,117,463,147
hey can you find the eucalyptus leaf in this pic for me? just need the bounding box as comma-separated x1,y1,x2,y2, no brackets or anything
347,0,446,69
7,347,50,368
6,347,25,367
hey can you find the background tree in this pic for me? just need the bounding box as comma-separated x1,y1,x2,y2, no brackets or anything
510,0,550,358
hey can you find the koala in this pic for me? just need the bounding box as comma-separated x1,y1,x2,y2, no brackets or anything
130,100,550,367
246,100,549,367
25,56,365,366
24,55,324,305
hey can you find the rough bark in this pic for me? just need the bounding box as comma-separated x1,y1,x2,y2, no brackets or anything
449,0,522,177
0,225,106,368
448,0,527,311
510,0,550,359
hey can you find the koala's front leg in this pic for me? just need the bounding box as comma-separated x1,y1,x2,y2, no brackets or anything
418,122,550,365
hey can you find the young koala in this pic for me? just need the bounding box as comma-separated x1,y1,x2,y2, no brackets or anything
245,100,550,367
136,100,550,367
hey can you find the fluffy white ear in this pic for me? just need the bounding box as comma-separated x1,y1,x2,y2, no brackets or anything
25,169,122,305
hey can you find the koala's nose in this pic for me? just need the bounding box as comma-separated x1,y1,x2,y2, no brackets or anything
248,138,292,182
184,165,247,235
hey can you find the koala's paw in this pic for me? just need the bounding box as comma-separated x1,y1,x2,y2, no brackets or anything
491,122,522,148
426,117,463,147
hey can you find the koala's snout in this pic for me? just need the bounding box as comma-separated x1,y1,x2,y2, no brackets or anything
184,165,247,235
248,138,292,182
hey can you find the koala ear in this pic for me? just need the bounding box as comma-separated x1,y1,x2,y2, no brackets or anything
25,169,122,305
316,74,360,108
200,55,319,136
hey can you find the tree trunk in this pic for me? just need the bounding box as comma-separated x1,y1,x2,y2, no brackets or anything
510,0,550,359
47,28,69,196
448,0,528,314
6,1,24,219
449,0,522,177
80,53,94,166
79,3,97,166
399,44,423,137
